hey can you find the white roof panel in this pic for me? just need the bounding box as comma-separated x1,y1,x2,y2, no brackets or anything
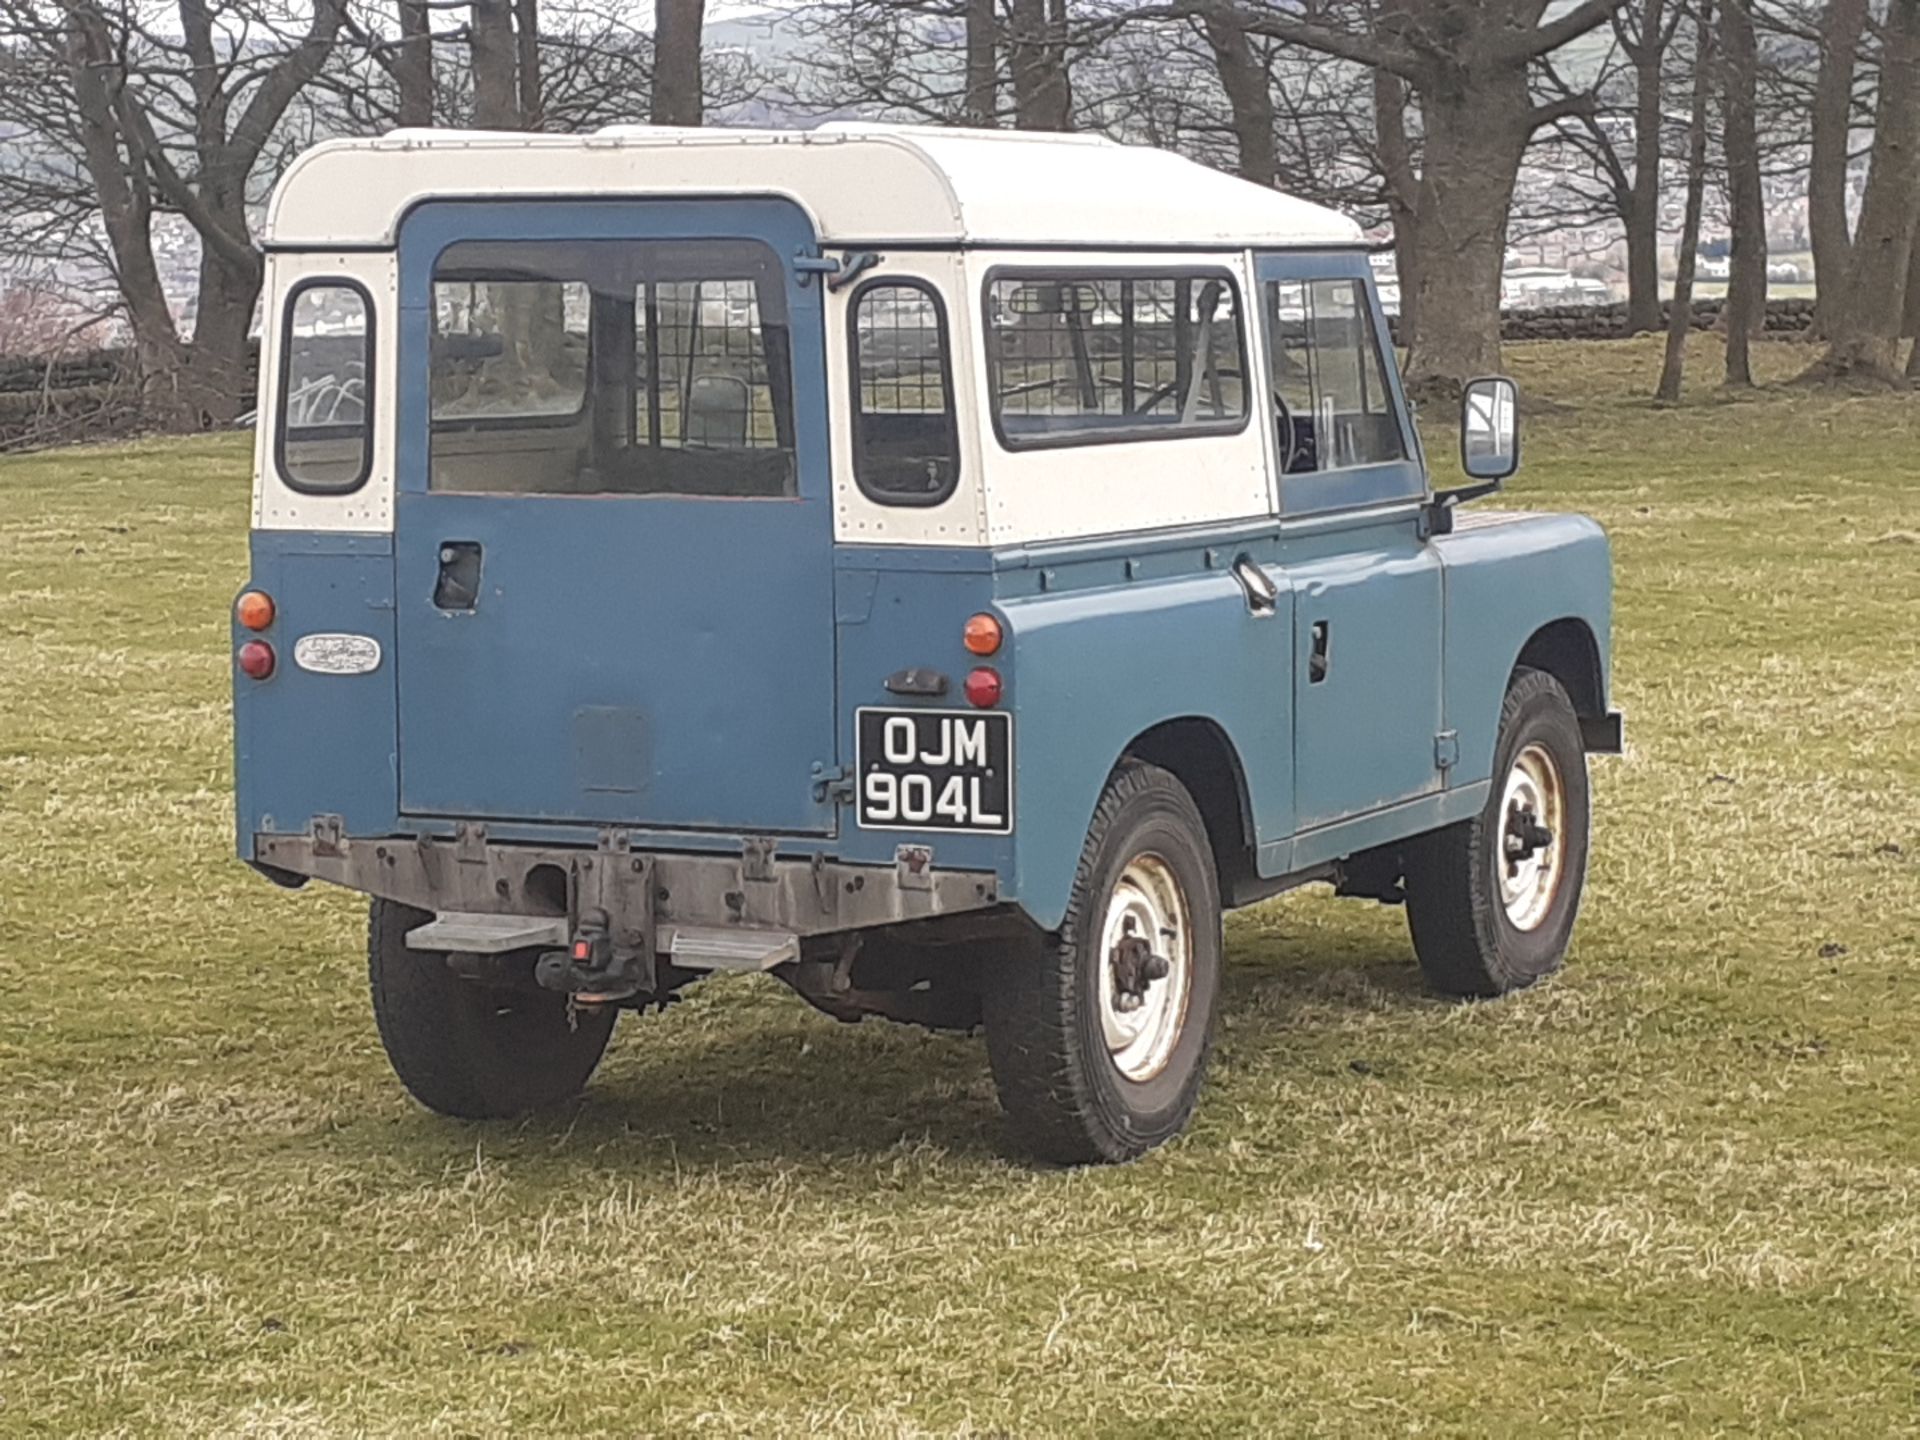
264,124,1364,251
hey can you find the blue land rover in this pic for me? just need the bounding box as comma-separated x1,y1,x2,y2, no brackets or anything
234,124,1620,1164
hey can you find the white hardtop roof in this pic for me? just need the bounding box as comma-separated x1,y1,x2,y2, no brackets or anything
264,123,1365,252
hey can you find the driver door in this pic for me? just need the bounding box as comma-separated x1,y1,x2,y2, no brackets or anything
1256,251,1443,834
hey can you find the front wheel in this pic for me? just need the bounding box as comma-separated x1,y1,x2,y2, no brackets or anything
1404,667,1591,998
368,899,617,1118
982,761,1223,1165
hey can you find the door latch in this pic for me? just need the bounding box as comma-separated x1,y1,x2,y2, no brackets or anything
433,541,482,611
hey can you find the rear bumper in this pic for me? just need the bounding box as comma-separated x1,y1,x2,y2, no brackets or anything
251,829,1001,939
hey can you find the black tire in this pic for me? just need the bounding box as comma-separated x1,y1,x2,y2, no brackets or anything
368,899,617,1118
982,761,1222,1166
1404,667,1591,998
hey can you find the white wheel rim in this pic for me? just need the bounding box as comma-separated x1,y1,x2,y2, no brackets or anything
1498,742,1566,932
1096,853,1193,1083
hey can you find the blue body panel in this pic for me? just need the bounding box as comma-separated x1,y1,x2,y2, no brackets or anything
389,198,839,834
234,229,1615,941
233,532,399,857
1432,511,1615,786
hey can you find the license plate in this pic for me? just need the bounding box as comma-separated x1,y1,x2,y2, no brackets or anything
856,708,1013,834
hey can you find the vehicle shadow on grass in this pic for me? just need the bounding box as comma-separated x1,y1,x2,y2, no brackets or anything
345,939,1440,1174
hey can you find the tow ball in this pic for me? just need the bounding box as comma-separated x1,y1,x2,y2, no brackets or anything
536,907,646,1005
1109,917,1171,1013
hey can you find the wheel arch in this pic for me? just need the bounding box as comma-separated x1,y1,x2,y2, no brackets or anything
1514,617,1606,718
1120,717,1257,901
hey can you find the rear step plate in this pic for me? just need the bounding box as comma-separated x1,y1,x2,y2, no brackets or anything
406,912,569,954
662,925,797,973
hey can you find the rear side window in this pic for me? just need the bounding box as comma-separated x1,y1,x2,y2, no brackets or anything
278,281,372,493
850,280,959,504
427,239,796,498
985,270,1247,449
1268,278,1405,474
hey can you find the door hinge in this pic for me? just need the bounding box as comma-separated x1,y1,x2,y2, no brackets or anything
1434,731,1459,771
811,762,855,803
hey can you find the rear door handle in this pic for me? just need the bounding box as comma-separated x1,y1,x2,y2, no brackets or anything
434,540,482,611
1231,555,1278,617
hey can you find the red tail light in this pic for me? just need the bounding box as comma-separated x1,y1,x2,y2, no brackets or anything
236,640,276,680
964,667,1002,708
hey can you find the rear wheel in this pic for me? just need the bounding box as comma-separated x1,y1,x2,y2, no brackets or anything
368,899,617,1118
982,761,1222,1165
1404,667,1591,997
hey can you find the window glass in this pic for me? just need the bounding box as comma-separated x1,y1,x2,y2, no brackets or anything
852,281,958,503
428,239,795,498
1266,277,1404,475
431,279,588,422
986,272,1246,447
279,282,372,492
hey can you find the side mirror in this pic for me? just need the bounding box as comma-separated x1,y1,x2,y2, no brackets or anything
1460,375,1520,482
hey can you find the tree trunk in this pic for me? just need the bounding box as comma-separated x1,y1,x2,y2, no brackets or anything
1008,0,1069,130
1809,0,1868,335
1373,68,1420,347
179,249,261,427
1625,0,1668,334
1656,0,1715,404
395,0,434,127
1807,0,1920,382
1720,0,1766,386
470,0,519,126
1400,71,1532,399
514,0,543,130
651,0,705,126
1203,13,1275,186
963,0,996,126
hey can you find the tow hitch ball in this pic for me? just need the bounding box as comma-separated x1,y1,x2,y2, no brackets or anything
536,907,643,1004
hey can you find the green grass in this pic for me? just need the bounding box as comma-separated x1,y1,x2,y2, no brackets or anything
2,335,1918,1436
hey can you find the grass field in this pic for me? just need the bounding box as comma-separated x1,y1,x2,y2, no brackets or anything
2,336,1917,1436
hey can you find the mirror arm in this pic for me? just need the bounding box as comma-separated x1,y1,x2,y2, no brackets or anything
1419,478,1503,539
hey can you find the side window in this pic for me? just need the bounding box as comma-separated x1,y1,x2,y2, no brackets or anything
1266,278,1404,475
986,271,1247,448
278,281,372,493
850,280,959,504
426,239,795,498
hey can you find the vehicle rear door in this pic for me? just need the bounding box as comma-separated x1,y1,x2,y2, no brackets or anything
391,198,838,834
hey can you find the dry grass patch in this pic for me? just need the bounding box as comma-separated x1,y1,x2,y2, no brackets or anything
1,336,1917,1435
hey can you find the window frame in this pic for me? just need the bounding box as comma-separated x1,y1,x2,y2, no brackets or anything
980,264,1252,454
1253,250,1426,519
276,275,376,496
846,275,962,508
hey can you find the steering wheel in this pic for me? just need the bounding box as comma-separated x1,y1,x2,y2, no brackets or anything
1272,386,1298,474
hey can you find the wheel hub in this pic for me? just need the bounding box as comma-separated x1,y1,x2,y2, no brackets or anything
1497,742,1566,932
1098,854,1193,1082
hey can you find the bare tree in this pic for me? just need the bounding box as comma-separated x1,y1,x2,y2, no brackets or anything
1201,8,1275,183
1657,0,1715,402
1205,0,1625,397
1806,0,1920,382
1720,0,1766,384
395,0,435,126
1807,0,1869,333
650,0,702,124
0,0,349,425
